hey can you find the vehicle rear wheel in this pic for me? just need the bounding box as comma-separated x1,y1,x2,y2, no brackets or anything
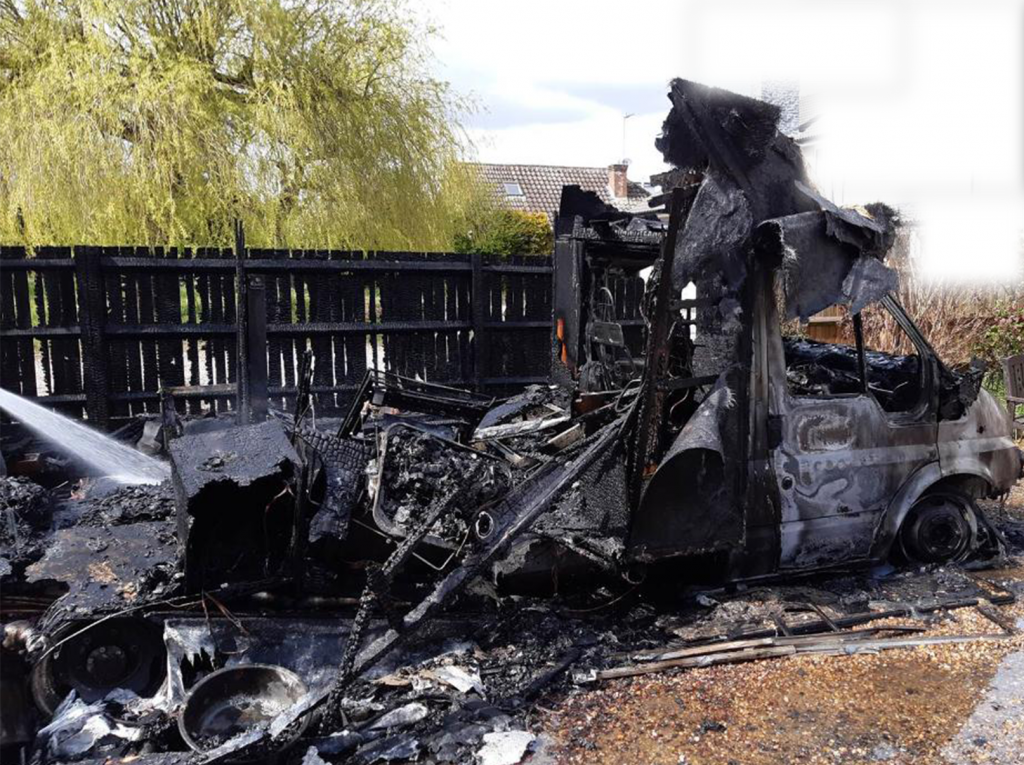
898,491,977,564
30,617,166,715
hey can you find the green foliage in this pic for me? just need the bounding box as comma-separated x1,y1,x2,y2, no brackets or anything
974,299,1024,396
0,0,481,249
978,301,1024,360
453,209,553,257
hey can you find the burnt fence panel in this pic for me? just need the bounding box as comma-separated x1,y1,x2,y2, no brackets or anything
0,246,85,418
480,254,553,397
1,246,622,428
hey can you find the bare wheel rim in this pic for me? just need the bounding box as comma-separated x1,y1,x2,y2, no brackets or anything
900,493,975,564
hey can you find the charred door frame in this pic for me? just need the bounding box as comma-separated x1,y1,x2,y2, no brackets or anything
733,262,784,577
877,295,941,420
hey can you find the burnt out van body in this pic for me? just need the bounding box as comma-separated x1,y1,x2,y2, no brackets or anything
551,81,1023,583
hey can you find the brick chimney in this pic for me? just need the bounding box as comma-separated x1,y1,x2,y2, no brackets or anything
608,164,629,199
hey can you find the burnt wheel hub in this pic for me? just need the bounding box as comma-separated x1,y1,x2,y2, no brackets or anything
900,493,975,564
85,645,130,686
918,511,966,558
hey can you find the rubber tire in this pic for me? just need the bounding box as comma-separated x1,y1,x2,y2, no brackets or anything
898,491,977,564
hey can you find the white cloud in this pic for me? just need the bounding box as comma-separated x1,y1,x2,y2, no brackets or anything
428,0,678,183
466,110,667,181
428,0,1024,284
429,1,677,87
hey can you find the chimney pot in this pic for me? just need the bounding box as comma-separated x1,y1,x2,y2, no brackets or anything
608,164,629,199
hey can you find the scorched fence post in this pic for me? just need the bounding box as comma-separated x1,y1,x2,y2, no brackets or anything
245,272,269,423
471,252,486,391
234,220,250,423
75,246,112,429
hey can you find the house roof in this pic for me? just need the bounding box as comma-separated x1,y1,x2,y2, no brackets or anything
471,163,652,220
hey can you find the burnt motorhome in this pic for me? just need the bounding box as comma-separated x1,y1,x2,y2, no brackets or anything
2,79,1022,765
554,189,1020,580
551,81,1022,584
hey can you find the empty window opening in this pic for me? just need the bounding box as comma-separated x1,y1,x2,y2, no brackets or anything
783,301,923,414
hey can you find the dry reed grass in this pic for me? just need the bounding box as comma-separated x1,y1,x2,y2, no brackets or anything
860,233,1023,371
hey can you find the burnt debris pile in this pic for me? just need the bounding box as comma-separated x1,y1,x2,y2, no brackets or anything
2,79,1023,765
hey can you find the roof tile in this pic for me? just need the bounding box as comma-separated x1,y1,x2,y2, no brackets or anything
472,163,651,221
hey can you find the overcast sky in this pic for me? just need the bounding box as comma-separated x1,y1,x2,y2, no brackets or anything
429,0,1024,284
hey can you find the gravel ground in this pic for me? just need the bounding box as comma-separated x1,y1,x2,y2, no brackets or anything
545,482,1024,765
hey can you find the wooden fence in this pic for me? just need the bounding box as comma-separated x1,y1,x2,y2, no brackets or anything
0,245,563,428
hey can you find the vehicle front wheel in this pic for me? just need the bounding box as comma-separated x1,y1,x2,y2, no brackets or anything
898,491,977,564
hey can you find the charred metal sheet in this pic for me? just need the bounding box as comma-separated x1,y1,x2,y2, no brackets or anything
841,256,900,316
639,81,815,574
25,521,178,612
655,80,782,186
771,392,938,570
671,179,754,296
555,185,626,228
938,359,986,421
755,200,900,320
555,185,665,243
795,410,856,452
629,384,742,561
168,420,299,591
794,180,896,257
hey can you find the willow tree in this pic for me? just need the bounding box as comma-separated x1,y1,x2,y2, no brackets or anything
0,0,478,249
